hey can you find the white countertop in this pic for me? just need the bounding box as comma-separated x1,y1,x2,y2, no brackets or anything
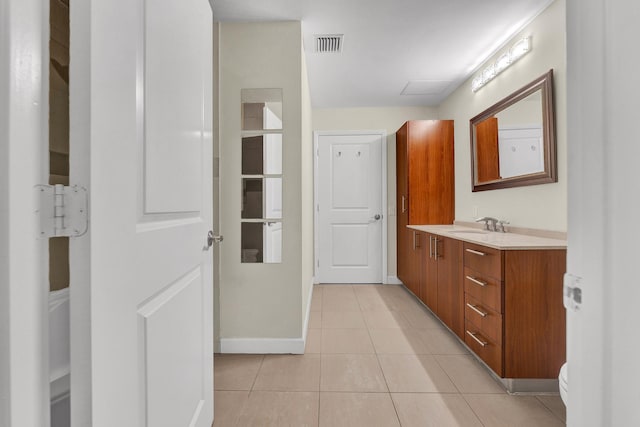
407,224,567,250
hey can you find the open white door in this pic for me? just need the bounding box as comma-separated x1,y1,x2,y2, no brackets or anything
70,0,214,426
1,0,51,425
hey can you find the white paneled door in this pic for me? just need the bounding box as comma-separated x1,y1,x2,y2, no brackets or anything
316,132,385,283
70,0,213,426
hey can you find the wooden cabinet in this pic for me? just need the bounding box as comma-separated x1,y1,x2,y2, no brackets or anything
397,120,454,296
421,234,464,338
400,229,423,298
462,242,566,379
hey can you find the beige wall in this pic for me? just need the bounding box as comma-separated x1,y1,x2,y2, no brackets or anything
438,0,567,231
218,21,311,340
312,106,438,278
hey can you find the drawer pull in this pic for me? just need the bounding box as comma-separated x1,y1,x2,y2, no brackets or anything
465,248,487,256
466,275,487,287
466,303,488,317
466,330,488,347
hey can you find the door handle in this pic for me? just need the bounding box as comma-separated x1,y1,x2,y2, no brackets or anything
207,230,223,249
369,214,382,223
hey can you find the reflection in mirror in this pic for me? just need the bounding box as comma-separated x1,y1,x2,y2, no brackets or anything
241,222,282,263
495,91,543,179
241,88,282,131
241,222,263,263
471,70,556,192
242,178,262,219
241,88,284,263
241,178,282,220
242,134,282,175
264,177,282,219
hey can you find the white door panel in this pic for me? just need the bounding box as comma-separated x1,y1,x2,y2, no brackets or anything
317,132,384,283
1,0,50,424
70,0,214,425
264,222,283,263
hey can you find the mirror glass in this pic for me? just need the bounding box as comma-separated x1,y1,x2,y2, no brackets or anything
241,88,283,131
241,89,283,263
471,70,556,191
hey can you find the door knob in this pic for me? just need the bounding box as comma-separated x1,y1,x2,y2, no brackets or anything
207,230,223,249
369,214,382,223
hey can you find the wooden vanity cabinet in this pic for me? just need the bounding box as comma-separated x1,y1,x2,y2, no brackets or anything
399,230,423,299
421,235,464,339
396,120,454,296
462,242,566,379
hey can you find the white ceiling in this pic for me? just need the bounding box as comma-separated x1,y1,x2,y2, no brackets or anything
211,0,555,108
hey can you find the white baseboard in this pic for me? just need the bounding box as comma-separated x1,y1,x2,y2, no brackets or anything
385,276,403,285
219,277,315,355
302,276,314,343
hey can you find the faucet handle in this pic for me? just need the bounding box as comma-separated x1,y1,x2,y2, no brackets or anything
475,216,499,231
497,220,510,233
475,217,491,230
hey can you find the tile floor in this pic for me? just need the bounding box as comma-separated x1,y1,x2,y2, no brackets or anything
214,284,566,426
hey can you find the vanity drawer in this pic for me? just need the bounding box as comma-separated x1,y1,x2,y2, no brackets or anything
463,242,503,280
464,267,503,313
465,320,503,376
465,294,502,344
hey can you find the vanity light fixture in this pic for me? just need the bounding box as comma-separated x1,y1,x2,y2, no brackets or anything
471,36,531,92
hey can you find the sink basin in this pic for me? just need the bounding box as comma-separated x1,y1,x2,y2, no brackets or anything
447,229,489,235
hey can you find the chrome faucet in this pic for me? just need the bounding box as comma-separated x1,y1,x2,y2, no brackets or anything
475,216,499,231
475,217,510,232
496,220,510,233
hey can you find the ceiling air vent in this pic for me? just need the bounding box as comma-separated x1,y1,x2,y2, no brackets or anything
314,34,344,53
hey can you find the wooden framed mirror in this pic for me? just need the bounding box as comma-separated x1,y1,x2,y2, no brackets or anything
470,69,556,192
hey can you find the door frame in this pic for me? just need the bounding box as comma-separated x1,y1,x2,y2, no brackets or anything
313,130,387,284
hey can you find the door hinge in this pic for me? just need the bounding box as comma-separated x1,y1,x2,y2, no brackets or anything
36,184,88,238
563,273,582,312
317,259,319,268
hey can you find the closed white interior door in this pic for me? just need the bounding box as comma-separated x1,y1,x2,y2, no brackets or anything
70,0,213,425
317,132,384,283
498,125,544,178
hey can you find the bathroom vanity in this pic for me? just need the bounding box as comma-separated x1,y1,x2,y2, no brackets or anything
405,224,566,392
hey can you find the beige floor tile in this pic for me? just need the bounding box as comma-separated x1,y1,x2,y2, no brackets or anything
310,289,323,312
305,329,321,353
391,393,483,427
353,289,392,311
378,354,457,393
320,354,387,392
537,394,567,422
214,354,263,390
464,394,565,427
253,354,321,391
401,305,445,329
417,328,469,355
235,391,319,427
361,310,411,329
322,291,361,312
308,310,322,329
376,294,414,312
213,391,249,427
435,355,505,394
321,310,366,328
317,284,353,290
321,329,374,353
369,328,430,354
319,392,400,427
